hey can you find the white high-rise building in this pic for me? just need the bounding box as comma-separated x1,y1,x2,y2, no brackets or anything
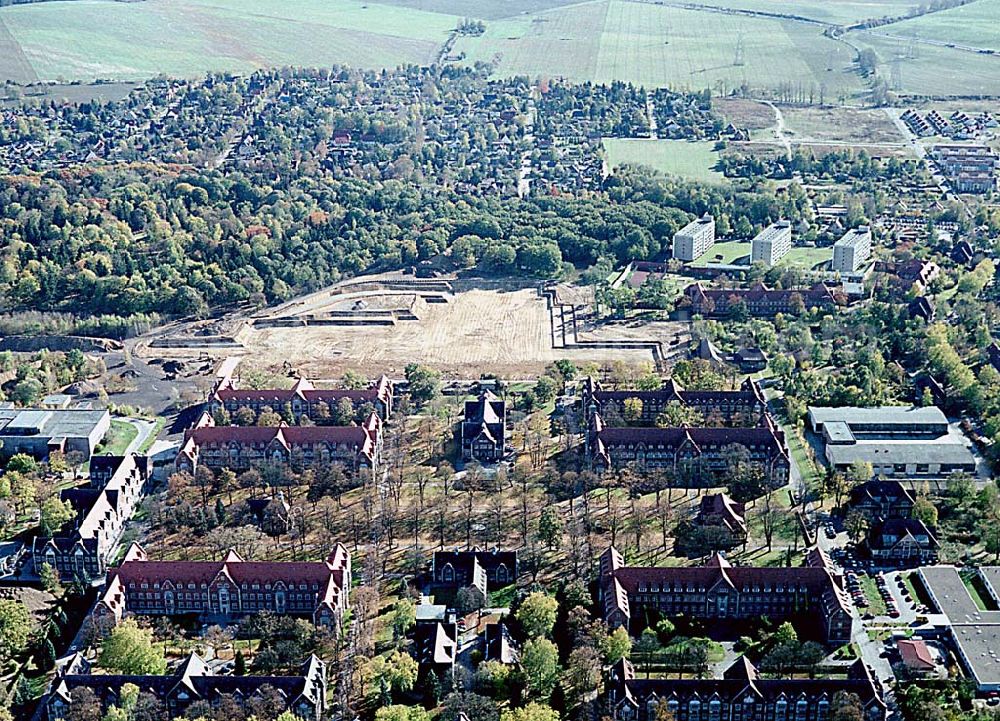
750,221,792,267
832,226,873,274
672,214,716,262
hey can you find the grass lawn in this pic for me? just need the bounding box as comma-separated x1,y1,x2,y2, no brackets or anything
903,571,933,608
780,246,832,271
775,415,821,490
859,575,887,616
690,240,750,267
138,417,167,454
961,571,997,611
604,138,727,184
96,419,138,456
489,584,518,609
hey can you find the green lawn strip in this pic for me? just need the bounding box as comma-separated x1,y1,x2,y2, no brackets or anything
858,575,887,616
902,571,934,608
96,419,138,456
138,417,167,454
961,571,997,611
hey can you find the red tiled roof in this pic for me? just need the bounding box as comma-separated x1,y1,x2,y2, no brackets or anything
898,639,935,670
113,559,341,588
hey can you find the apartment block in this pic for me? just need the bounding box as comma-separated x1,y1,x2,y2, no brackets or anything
750,220,792,267
672,214,716,262
832,225,873,274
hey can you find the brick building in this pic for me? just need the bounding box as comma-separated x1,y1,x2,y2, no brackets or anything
47,653,327,721
33,454,152,582
586,414,790,487
582,376,767,427
209,375,393,421
606,656,885,721
599,547,854,644
94,543,351,629
175,412,382,478
460,391,507,462
683,282,841,318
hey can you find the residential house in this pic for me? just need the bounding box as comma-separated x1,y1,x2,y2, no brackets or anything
432,550,518,589
586,413,790,488
460,391,507,463
849,480,916,520
696,493,748,541
209,375,393,421
582,376,767,427
898,638,937,675
683,282,841,318
866,519,939,566
175,412,382,479
33,455,152,582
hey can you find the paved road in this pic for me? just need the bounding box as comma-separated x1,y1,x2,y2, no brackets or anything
123,418,158,456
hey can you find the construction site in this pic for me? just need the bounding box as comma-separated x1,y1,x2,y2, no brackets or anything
134,274,691,378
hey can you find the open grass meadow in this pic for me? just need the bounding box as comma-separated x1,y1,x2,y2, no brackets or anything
604,138,727,183
0,0,459,82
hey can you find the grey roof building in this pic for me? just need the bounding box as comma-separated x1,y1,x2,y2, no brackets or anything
918,566,1000,692
809,405,975,479
0,407,110,461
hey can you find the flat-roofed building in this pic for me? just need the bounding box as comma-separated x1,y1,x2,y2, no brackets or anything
0,407,110,461
808,406,950,438
672,213,715,262
809,405,976,478
750,220,792,267
833,225,873,273
917,565,1000,692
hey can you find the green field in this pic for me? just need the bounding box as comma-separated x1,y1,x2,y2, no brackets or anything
878,0,1000,50
688,240,832,270
782,246,833,270
691,240,751,267
694,0,914,25
849,30,1000,96
454,0,863,96
0,0,459,82
603,138,727,183
2,0,994,96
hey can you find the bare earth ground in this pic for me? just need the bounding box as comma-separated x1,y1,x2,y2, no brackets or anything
247,287,661,378
714,97,775,130
780,105,907,145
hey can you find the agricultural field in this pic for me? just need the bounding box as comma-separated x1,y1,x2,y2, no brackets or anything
0,0,459,82
603,138,727,183
449,0,608,82
372,0,587,20
874,0,1000,50
593,1,861,95
849,31,1000,96
451,0,865,96
697,0,915,25
0,15,37,83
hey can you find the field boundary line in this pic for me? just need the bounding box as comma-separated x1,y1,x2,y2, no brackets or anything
0,14,39,84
